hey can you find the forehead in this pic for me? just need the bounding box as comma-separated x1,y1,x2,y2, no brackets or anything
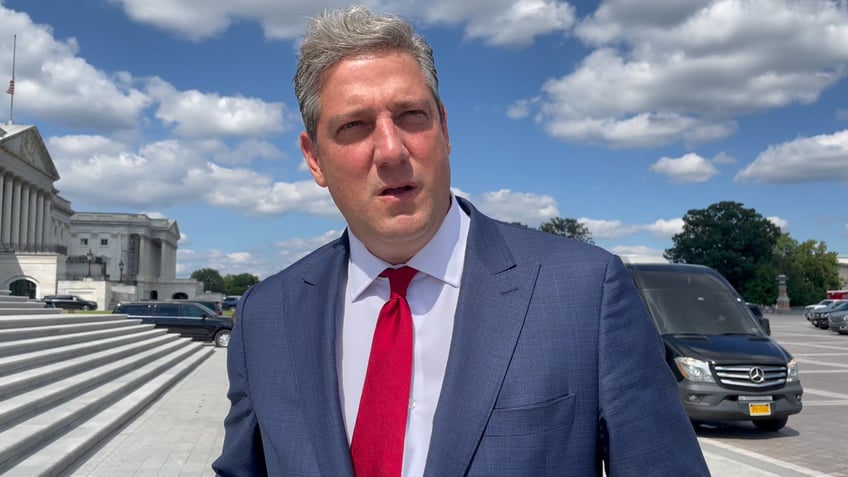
318,50,429,101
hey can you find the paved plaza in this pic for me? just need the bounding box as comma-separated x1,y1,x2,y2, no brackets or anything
69,324,835,477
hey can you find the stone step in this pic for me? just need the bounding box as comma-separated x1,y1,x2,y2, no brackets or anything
0,318,141,342
0,341,212,473
0,324,154,358
0,328,168,377
0,313,126,330
0,332,185,402
0,308,62,316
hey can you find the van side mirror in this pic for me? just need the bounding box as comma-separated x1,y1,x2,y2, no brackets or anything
758,317,771,336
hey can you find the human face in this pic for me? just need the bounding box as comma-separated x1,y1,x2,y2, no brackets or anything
300,50,452,264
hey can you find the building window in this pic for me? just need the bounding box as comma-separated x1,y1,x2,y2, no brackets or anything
81,238,88,245
100,238,109,246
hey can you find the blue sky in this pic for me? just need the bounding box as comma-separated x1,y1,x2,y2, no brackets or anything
2,0,848,279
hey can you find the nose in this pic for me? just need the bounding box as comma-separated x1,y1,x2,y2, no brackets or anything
373,117,409,165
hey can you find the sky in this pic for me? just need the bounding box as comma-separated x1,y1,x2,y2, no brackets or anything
2,0,848,280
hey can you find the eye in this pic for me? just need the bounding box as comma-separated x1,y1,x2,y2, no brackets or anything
402,110,426,118
339,120,363,131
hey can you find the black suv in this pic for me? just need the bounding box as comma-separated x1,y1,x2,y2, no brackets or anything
625,262,803,432
113,301,232,347
42,295,98,311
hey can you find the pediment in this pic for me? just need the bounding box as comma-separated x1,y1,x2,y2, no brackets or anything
0,124,61,183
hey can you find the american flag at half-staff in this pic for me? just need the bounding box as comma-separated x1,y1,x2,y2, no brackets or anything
6,78,13,95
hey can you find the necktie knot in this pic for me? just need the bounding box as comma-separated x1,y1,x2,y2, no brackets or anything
380,266,417,299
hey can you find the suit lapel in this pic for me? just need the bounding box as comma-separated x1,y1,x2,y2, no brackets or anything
425,202,539,476
285,235,355,477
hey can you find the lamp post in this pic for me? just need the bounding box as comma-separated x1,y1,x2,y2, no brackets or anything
86,248,94,278
119,258,124,283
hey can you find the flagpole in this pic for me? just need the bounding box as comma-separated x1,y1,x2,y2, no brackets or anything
8,34,16,124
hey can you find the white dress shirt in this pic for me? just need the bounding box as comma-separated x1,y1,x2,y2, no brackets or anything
338,196,470,476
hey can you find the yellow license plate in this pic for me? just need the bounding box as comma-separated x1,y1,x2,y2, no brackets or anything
748,403,772,416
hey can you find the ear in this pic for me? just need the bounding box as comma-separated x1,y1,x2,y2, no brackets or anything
300,131,327,187
440,103,451,154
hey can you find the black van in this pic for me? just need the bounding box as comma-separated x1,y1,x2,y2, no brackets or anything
113,301,232,347
625,262,803,431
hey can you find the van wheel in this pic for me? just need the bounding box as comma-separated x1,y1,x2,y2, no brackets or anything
753,417,787,432
214,330,230,348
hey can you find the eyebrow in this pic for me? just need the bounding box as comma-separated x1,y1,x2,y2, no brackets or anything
324,98,434,132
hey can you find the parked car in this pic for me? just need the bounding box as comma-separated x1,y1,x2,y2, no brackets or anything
625,262,802,432
809,301,848,329
42,294,98,311
113,301,232,347
221,295,241,311
828,311,848,334
805,299,840,320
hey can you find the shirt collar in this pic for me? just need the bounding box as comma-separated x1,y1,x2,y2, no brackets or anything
347,194,469,301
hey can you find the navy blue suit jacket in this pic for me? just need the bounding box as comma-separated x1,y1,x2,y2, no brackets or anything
213,198,709,476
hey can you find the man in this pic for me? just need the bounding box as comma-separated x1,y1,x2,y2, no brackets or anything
213,6,709,476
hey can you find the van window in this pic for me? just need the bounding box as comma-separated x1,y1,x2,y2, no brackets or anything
631,268,763,336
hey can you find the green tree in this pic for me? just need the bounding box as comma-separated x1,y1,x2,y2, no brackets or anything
664,201,780,296
538,217,594,244
191,268,226,293
224,273,260,296
745,235,840,306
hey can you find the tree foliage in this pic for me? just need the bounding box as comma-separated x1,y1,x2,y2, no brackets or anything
224,273,260,296
664,201,842,306
664,201,781,297
190,268,226,293
745,235,840,306
538,217,594,244
190,268,260,295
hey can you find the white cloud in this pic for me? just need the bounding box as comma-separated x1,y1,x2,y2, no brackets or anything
579,218,640,239
768,216,788,231
517,0,848,147
612,245,667,261
644,218,685,238
650,152,719,183
147,79,291,138
453,187,559,226
47,134,338,216
109,0,575,47
735,129,848,183
0,12,149,131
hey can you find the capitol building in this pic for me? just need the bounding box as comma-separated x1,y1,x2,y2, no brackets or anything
0,122,203,309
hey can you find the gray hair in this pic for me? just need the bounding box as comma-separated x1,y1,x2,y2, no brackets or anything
294,5,441,142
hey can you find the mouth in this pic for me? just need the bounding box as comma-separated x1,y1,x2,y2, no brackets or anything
379,184,416,197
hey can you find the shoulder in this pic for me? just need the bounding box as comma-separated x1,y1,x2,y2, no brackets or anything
483,214,615,266
243,234,348,303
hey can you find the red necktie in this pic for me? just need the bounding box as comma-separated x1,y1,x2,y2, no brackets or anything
351,266,417,477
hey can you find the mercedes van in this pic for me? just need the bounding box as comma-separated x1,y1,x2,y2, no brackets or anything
624,261,803,431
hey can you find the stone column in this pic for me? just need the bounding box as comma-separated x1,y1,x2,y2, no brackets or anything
46,199,53,245
10,179,21,247
35,190,44,250
19,182,30,247
27,186,37,249
1,174,12,245
0,171,4,244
